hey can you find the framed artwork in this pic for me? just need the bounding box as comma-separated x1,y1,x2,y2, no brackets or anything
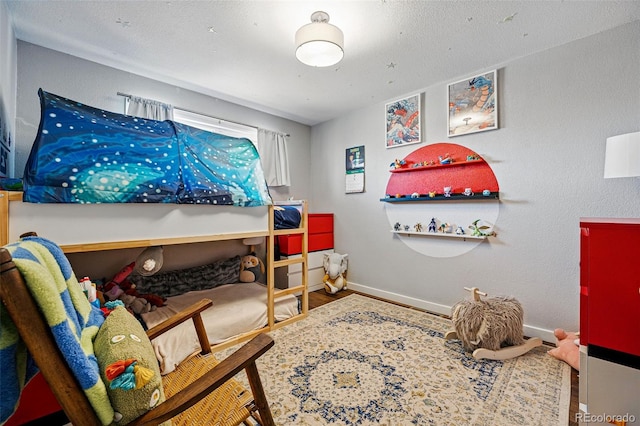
385,93,421,148
448,70,498,137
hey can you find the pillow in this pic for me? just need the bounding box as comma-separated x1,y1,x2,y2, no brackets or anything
94,306,168,425
129,255,242,298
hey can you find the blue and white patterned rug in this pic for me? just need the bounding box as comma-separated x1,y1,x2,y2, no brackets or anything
219,294,570,425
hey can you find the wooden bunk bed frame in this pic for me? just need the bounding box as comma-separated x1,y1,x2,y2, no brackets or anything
0,190,309,352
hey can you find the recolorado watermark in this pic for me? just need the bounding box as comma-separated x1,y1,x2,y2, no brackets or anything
576,412,636,423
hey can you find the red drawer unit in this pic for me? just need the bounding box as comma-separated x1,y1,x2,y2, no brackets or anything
580,218,640,359
4,373,62,425
278,213,334,255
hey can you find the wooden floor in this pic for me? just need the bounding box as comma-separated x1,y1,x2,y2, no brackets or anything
308,288,579,426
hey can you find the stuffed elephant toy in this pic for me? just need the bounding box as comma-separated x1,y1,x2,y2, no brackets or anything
323,253,348,294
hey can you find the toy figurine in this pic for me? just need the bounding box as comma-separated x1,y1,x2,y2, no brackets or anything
411,192,420,198
456,226,465,235
390,159,406,169
439,154,452,164
404,225,410,231
394,222,401,231
439,223,453,233
444,186,452,197
428,191,436,198
428,218,437,233
414,222,423,232
469,219,496,237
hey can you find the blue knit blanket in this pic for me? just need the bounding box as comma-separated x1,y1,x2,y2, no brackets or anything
0,236,114,425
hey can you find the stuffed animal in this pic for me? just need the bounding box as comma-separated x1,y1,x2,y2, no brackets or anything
94,305,168,425
102,262,136,301
323,253,348,294
103,262,166,308
451,287,524,352
239,254,265,283
547,328,580,370
120,293,154,315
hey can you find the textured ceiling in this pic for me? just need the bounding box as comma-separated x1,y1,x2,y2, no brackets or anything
5,0,640,126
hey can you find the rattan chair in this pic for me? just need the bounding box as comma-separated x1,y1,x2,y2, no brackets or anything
0,245,276,426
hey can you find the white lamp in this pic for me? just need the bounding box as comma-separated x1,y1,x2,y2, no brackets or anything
295,11,344,67
603,131,640,178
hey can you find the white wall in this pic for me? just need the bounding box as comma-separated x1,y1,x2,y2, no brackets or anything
14,41,312,203
310,21,640,341
0,0,16,177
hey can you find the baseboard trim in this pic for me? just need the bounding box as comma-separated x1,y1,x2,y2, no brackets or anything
346,281,556,344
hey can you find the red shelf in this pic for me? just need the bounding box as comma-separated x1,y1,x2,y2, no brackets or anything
389,159,484,173
384,143,499,198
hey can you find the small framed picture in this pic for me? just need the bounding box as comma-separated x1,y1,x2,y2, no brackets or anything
385,93,421,148
448,70,498,137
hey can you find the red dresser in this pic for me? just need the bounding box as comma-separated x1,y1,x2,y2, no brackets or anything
278,213,334,255
579,218,640,357
578,218,640,424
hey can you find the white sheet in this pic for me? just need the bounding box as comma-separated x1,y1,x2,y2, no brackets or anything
140,282,299,374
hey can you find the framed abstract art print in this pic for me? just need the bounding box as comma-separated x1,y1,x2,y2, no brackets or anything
386,93,421,148
448,70,498,137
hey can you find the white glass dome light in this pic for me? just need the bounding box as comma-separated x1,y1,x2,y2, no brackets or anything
295,11,344,67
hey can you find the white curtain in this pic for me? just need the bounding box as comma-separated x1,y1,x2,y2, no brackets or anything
126,96,174,121
257,129,290,187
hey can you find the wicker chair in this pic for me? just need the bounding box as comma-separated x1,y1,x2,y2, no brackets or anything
0,245,275,426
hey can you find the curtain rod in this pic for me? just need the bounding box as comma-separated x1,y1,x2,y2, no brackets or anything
117,92,290,137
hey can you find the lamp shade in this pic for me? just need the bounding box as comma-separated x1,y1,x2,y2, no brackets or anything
295,11,344,67
604,131,640,178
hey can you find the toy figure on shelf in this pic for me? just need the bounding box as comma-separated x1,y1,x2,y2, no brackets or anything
390,158,406,169
428,218,437,233
411,192,420,198
394,222,401,231
414,222,423,232
428,191,436,198
444,186,452,197
439,223,453,233
456,226,465,235
404,225,410,231
469,219,496,237
439,154,452,164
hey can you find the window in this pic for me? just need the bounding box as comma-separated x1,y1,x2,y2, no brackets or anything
172,108,257,145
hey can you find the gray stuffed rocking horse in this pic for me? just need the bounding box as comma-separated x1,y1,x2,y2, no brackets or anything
445,287,542,360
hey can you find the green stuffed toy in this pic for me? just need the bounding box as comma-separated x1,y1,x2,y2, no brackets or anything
94,305,169,425
239,253,265,283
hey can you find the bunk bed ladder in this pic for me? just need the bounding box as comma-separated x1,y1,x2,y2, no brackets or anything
267,200,309,329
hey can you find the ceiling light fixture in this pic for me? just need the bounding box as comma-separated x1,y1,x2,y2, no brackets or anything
295,11,344,67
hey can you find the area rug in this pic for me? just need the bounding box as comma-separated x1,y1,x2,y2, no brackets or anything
218,294,571,425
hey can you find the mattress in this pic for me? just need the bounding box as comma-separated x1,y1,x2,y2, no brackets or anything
140,282,298,374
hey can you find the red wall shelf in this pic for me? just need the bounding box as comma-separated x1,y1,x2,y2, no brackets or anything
389,159,484,173
383,143,499,200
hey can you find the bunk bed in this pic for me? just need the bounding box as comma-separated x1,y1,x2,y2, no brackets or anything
1,89,310,371
0,191,309,370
